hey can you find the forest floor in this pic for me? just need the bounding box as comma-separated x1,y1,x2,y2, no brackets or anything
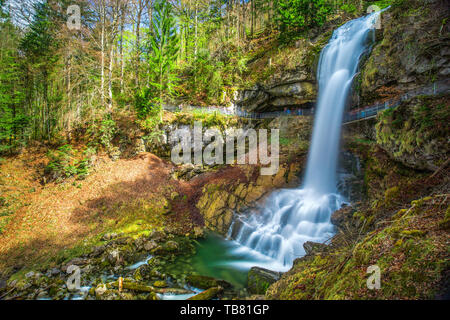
0,146,248,278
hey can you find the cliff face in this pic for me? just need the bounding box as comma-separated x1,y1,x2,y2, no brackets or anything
359,0,450,105
375,95,449,171
234,17,348,112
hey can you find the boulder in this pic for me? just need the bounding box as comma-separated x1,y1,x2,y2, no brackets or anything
303,241,328,256
186,274,231,290
247,267,282,295
134,264,161,281
331,205,357,229
187,286,223,300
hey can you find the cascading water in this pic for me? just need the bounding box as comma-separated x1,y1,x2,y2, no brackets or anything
227,12,382,271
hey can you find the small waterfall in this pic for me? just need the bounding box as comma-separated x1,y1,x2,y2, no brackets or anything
227,12,381,271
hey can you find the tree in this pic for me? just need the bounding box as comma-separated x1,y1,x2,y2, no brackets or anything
143,0,179,121
0,1,27,152
277,0,332,38
20,1,60,139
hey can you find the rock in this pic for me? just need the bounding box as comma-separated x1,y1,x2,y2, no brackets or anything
0,279,7,292
331,205,356,228
95,284,107,297
151,241,179,255
196,188,235,234
153,280,168,288
101,233,119,241
134,264,161,281
187,286,223,300
375,96,449,171
149,231,167,243
90,245,107,258
165,241,179,252
143,240,158,252
156,287,193,295
8,279,17,289
236,81,317,112
49,268,61,277
360,1,449,105
186,275,232,290
66,257,89,267
303,241,327,256
193,226,205,238
247,267,282,295
25,271,35,279
110,280,154,293
246,295,266,300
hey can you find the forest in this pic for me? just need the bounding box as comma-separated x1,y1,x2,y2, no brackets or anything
0,0,383,150
0,0,448,304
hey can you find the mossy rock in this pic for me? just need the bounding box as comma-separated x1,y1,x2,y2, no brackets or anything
187,286,223,300
247,267,282,295
153,280,168,288
186,274,231,290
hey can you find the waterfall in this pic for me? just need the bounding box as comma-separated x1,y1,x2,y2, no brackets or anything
227,12,382,271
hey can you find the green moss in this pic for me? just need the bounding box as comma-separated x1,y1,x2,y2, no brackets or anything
266,195,448,300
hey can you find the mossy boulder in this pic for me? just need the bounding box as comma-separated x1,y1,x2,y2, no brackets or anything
247,267,282,295
303,241,328,256
187,286,223,300
186,274,232,290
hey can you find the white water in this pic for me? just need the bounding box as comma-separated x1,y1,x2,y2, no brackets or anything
227,12,381,271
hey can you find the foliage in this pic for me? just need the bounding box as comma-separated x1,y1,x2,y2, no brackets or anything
98,117,117,150
144,0,179,121
45,144,93,182
0,4,27,153
277,0,332,40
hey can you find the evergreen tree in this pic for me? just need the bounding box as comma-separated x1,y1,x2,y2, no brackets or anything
0,1,27,153
277,0,332,39
145,0,179,121
20,1,60,139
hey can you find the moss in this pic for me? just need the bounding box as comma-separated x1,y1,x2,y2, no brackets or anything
187,286,223,300
186,274,231,290
153,280,168,288
384,186,400,206
375,95,449,169
266,195,448,300
109,280,155,293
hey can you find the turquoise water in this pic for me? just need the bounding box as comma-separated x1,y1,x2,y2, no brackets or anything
166,233,281,290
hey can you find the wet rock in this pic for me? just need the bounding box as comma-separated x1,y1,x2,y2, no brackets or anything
331,205,357,229
151,241,179,255
247,267,282,295
360,0,449,105
303,241,328,256
153,280,168,288
134,264,161,281
109,280,154,293
187,286,223,300
186,275,232,290
157,287,194,295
